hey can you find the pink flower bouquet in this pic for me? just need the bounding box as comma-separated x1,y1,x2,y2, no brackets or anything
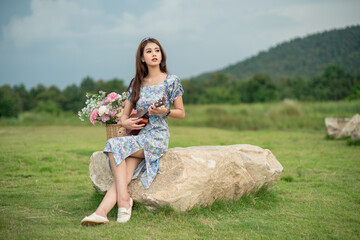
78,90,128,125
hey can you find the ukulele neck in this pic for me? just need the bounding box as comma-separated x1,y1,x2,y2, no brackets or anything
134,109,148,118
133,96,165,118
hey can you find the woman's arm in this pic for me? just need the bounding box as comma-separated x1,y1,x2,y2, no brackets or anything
168,95,185,119
121,100,145,130
120,100,132,123
149,95,185,119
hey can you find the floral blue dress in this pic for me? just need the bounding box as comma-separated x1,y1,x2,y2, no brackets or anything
104,74,184,189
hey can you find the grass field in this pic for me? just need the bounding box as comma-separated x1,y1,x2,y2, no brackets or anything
0,124,359,239
168,100,360,131
1,100,359,131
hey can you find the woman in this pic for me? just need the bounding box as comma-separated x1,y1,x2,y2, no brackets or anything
81,37,185,225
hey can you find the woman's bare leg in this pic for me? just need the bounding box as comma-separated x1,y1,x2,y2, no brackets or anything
125,156,143,185
127,149,145,183
95,182,116,217
95,151,143,217
110,152,130,209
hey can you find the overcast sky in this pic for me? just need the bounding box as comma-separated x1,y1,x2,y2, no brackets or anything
1,0,359,89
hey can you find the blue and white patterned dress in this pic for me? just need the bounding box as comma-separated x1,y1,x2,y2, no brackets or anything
104,74,184,189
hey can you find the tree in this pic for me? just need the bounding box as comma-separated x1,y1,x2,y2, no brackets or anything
100,78,127,93
0,85,21,117
80,76,96,92
276,77,296,100
36,85,61,102
58,84,83,112
240,74,278,103
347,75,360,100
13,84,33,111
309,65,355,100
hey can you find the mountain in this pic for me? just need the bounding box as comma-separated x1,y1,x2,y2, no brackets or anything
197,25,360,81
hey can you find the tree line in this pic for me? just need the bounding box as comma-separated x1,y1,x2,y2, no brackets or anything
0,77,127,118
0,65,359,118
182,65,360,104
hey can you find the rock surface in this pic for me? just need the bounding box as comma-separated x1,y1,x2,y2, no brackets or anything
89,144,283,211
325,114,360,140
89,151,113,194
352,128,360,140
340,114,360,140
325,117,350,138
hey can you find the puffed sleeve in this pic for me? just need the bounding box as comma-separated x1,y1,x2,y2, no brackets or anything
167,75,184,103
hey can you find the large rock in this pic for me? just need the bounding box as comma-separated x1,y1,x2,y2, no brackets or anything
89,151,113,194
89,144,283,211
340,114,360,140
325,117,350,138
325,114,360,140
352,128,360,140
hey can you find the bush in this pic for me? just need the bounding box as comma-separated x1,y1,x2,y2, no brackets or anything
266,102,302,120
35,100,62,116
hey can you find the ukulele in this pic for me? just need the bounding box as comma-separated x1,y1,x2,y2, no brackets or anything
126,96,166,135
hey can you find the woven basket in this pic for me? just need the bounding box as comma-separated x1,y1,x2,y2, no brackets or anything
105,124,127,140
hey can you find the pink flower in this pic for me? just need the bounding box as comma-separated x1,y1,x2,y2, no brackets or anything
110,110,116,118
79,90,129,126
101,115,110,122
90,109,99,125
107,92,119,103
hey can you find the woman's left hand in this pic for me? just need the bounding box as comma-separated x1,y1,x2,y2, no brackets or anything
148,104,167,115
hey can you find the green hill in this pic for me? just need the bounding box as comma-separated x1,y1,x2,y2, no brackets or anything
198,25,360,81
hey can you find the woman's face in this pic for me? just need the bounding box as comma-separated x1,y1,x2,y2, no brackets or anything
142,42,162,67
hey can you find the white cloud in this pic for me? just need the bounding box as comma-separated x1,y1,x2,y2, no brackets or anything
5,0,354,52
2,0,124,49
267,0,360,37
0,0,359,88
2,0,292,48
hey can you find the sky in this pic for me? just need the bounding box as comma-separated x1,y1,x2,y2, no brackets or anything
0,0,360,89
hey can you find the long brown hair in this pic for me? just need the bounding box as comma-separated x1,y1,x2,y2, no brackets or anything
128,37,168,107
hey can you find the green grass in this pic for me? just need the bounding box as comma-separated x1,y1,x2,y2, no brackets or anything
0,125,359,239
1,100,359,131
168,100,360,131
0,111,83,126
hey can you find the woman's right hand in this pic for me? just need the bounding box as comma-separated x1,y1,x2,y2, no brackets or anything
122,117,145,130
